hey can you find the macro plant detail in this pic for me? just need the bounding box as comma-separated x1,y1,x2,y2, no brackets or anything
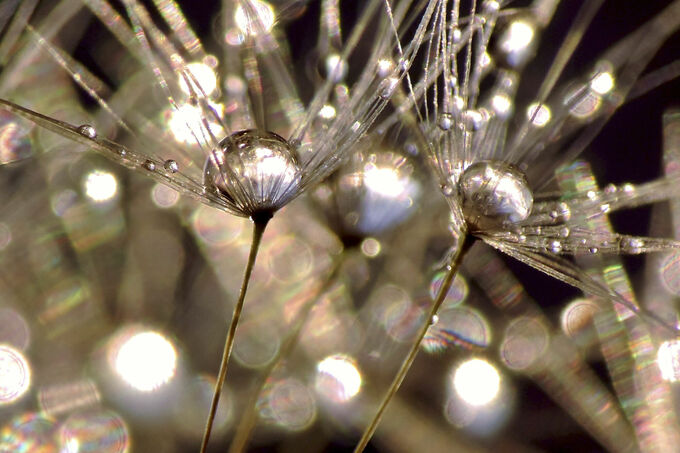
0,1,679,453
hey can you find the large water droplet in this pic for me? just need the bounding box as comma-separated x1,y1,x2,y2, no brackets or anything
204,130,301,215
458,161,533,230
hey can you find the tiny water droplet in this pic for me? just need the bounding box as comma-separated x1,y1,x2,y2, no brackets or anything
549,240,562,253
164,159,179,173
142,160,156,171
378,77,399,100
431,314,439,325
623,237,644,254
559,226,570,238
452,28,462,44
441,183,455,196
438,113,453,130
462,109,484,131
77,124,97,139
518,234,527,243
589,247,599,254
604,184,617,194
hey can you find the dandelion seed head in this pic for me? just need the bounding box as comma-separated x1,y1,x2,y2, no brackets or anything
204,129,301,217
458,161,533,230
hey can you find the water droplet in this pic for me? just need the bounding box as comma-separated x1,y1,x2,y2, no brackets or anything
142,160,156,171
549,240,562,253
559,227,570,238
518,234,527,243
438,113,453,130
77,124,97,139
462,109,484,131
604,183,617,194
589,247,599,254
378,77,399,100
458,161,533,230
622,237,644,254
204,129,301,214
431,314,439,325
600,203,610,213
451,28,462,44
163,159,179,173
441,183,455,196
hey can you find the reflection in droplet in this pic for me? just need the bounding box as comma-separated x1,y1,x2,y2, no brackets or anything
561,298,599,337
259,378,317,431
173,375,231,439
107,327,178,392
660,251,680,296
452,358,501,407
0,307,30,350
315,354,362,403
500,317,549,370
423,306,490,353
151,182,180,208
0,344,31,405
0,110,33,164
234,0,275,36
428,272,468,308
0,413,58,452
84,170,118,203
38,379,101,417
58,410,129,453
658,340,680,382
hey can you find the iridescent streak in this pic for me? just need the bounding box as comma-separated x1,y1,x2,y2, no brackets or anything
557,161,680,451
466,246,636,452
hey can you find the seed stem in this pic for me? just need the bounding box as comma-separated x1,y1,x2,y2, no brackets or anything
200,217,270,453
353,234,472,453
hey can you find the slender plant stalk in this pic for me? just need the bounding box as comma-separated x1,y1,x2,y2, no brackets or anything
200,217,270,453
228,258,344,453
353,234,472,453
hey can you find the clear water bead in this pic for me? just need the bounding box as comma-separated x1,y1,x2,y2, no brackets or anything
458,161,533,230
203,129,301,215
77,124,97,139
142,160,156,171
163,159,179,173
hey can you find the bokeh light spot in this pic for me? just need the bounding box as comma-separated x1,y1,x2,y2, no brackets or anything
109,329,177,392
84,170,117,202
453,358,500,407
0,345,30,405
315,354,362,403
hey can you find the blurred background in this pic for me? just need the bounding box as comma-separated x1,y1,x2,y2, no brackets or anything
1,1,680,452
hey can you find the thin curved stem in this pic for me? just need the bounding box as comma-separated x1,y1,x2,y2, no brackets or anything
228,257,344,453
200,217,270,453
353,234,472,453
